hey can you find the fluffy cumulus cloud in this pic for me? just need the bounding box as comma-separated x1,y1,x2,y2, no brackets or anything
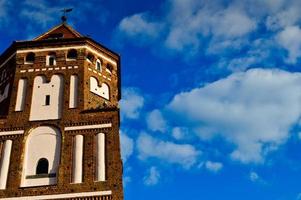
205,161,223,173
117,0,301,67
137,132,200,168
118,13,162,42
120,88,144,120
143,166,160,186
167,68,301,163
146,109,167,132
276,26,301,63
120,131,134,163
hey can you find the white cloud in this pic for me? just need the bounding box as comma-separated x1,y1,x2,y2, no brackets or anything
137,132,200,168
120,131,134,163
146,109,167,132
167,68,301,163
118,13,162,42
20,0,61,28
144,166,160,186
120,88,144,120
249,171,259,182
205,161,223,172
172,127,188,140
276,26,301,63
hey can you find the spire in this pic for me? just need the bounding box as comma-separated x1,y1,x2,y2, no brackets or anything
61,8,73,23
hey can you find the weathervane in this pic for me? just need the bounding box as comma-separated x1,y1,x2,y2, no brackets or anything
61,8,73,23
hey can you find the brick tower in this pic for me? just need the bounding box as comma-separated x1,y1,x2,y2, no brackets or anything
0,22,123,199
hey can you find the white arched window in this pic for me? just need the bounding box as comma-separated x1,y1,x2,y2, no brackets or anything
96,59,102,71
46,52,56,66
21,126,61,187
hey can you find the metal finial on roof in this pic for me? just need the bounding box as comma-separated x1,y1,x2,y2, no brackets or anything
61,8,73,23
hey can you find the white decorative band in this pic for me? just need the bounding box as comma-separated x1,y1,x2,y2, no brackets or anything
0,130,24,136
64,123,112,131
0,190,112,200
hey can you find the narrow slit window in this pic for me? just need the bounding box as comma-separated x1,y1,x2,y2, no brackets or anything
96,60,102,71
45,95,50,106
49,57,55,66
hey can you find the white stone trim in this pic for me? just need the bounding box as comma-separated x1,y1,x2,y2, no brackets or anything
0,130,24,136
0,190,112,200
16,46,117,65
0,140,12,189
64,123,112,131
0,53,16,69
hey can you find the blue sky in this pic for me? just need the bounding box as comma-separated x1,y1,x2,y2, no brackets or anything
2,0,301,199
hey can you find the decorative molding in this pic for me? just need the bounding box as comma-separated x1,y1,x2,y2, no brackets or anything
0,130,24,136
64,123,112,131
0,191,112,200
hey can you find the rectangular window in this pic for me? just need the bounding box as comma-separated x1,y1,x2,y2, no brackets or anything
49,57,55,66
45,95,50,106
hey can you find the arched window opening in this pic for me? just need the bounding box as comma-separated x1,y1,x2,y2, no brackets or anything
36,158,49,175
25,52,35,64
86,53,94,63
106,64,113,73
96,59,102,71
47,52,56,66
67,49,77,60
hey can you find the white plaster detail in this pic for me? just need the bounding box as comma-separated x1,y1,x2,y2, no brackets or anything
0,84,10,103
65,123,112,131
69,75,78,108
15,79,27,111
0,190,112,200
21,126,61,187
96,133,105,181
28,69,34,72
42,68,47,71
48,68,53,71
61,67,66,70
35,69,40,72
68,66,72,69
16,46,117,65
72,135,83,183
55,67,60,70
0,130,24,136
20,70,26,73
90,77,109,100
88,68,92,71
74,66,78,69
29,75,64,121
0,140,12,189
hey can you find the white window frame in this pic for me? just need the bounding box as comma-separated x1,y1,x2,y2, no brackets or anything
96,59,102,72
46,55,56,66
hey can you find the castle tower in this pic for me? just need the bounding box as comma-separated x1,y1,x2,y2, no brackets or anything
0,22,123,199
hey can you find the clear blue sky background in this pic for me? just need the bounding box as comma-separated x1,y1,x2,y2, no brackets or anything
1,0,301,199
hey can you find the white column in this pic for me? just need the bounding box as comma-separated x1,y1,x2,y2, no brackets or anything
0,140,12,189
15,79,27,111
69,75,78,108
72,135,83,183
96,133,105,181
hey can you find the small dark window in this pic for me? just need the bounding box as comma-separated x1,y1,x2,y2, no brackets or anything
49,57,55,66
45,95,50,105
25,52,35,64
96,60,102,71
86,53,94,63
36,158,49,175
107,64,113,73
67,49,77,60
